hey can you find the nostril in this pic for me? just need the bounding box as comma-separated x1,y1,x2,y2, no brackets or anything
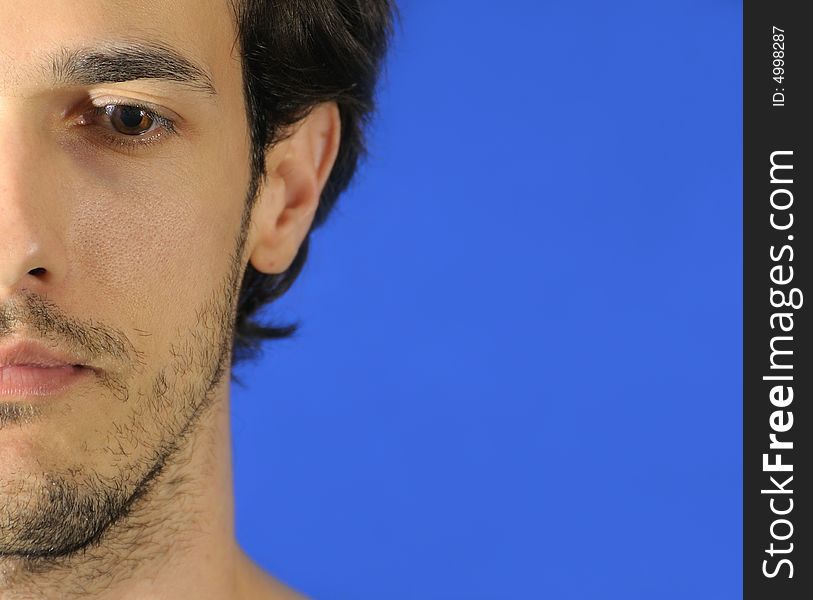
28,267,47,277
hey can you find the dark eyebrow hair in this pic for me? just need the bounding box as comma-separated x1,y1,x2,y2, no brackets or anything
48,41,217,97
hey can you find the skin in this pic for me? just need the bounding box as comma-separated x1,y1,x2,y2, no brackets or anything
0,1,340,598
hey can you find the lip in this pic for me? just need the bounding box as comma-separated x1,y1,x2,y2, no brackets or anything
0,364,93,397
0,340,93,398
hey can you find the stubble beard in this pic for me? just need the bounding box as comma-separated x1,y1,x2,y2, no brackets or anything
0,198,253,579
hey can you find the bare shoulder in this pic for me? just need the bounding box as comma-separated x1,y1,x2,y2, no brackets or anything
236,551,312,600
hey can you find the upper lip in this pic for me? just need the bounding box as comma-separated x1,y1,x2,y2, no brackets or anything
0,339,89,369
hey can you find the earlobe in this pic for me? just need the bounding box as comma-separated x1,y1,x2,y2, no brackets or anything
246,102,341,275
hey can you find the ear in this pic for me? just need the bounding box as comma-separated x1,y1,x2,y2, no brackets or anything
246,102,341,274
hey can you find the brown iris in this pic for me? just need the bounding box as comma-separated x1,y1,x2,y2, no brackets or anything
107,105,154,135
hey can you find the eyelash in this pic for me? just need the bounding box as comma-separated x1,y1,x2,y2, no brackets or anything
82,101,178,152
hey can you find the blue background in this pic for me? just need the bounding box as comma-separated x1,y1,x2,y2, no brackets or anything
232,1,743,598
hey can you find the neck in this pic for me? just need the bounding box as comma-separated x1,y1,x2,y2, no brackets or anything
0,385,243,600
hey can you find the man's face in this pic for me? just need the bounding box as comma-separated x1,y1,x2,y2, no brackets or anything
0,0,252,556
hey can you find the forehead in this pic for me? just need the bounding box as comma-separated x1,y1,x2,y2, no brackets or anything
0,0,238,96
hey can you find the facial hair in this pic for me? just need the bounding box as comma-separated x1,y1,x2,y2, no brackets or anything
0,199,252,567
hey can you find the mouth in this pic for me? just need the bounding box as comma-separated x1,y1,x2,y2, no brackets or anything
0,364,93,398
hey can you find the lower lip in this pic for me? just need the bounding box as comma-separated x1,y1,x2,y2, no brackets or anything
0,365,92,398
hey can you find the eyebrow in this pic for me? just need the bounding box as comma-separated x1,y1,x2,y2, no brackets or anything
48,41,217,97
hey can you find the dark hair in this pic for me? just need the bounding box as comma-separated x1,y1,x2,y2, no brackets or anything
227,0,397,370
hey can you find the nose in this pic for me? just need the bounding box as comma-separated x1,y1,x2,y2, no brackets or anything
0,103,69,299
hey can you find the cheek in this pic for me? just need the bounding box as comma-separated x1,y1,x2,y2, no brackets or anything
64,153,245,338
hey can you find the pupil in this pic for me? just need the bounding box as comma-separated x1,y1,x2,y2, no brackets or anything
112,106,150,134
120,107,143,127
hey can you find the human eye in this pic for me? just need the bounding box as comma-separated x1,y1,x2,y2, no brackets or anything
75,100,178,152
